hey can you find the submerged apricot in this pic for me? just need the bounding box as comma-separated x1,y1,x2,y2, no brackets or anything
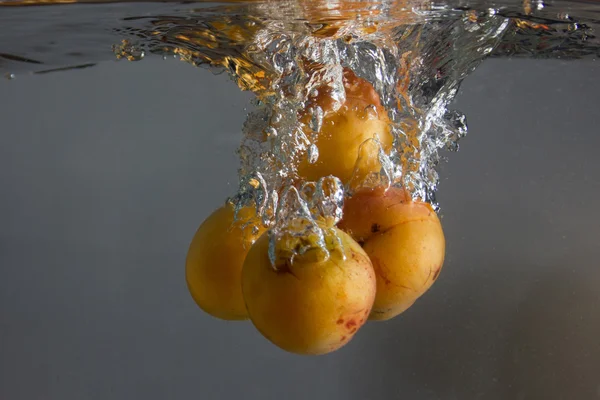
297,69,393,183
185,204,266,320
241,227,376,355
338,187,445,320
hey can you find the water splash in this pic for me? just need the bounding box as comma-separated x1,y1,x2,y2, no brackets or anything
168,4,512,256
1,0,599,260
226,11,505,212
112,39,145,61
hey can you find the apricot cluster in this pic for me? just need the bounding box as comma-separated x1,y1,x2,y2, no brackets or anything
185,70,445,355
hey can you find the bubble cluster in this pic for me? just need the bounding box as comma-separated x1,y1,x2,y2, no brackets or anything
219,11,510,246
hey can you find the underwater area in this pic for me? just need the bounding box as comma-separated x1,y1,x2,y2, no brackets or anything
0,0,599,398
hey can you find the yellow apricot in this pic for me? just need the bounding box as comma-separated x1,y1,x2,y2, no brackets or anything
297,69,393,184
241,227,376,355
185,203,266,320
338,188,445,320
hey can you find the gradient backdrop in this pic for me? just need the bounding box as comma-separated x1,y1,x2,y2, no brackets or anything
1,57,599,399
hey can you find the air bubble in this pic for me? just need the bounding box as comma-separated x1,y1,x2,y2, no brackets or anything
310,106,323,133
271,112,282,124
265,126,278,138
308,144,319,164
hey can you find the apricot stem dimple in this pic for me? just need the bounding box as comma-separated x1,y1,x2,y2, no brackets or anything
275,259,300,279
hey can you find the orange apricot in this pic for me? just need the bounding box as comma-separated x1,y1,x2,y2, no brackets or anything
185,203,266,320
297,69,393,184
338,187,445,320
241,227,376,354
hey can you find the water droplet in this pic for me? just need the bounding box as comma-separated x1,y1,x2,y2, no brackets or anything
112,40,145,61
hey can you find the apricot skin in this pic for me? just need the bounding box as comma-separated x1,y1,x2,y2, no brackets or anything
338,188,445,320
241,228,376,355
297,69,393,184
185,204,265,321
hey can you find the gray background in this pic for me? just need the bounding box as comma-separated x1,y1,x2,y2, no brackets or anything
0,57,599,399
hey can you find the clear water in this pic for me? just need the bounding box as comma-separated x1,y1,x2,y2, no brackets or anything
0,0,599,398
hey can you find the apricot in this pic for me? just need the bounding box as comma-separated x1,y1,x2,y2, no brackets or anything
338,187,445,320
241,227,376,355
185,203,266,320
297,69,393,184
